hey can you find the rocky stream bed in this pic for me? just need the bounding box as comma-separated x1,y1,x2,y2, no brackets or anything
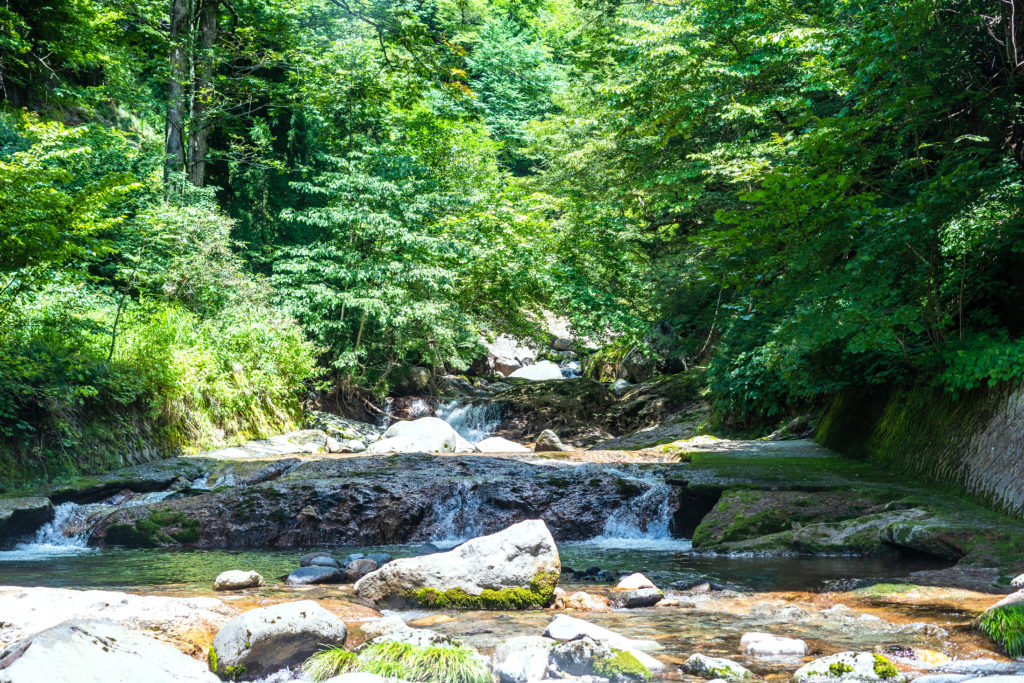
2,375,1024,682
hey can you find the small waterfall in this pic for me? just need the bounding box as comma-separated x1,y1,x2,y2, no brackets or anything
421,481,487,541
589,482,692,550
378,397,395,429
434,400,503,442
6,503,96,557
2,491,178,560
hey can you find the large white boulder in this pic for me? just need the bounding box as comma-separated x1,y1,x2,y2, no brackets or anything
367,417,459,453
509,361,563,381
210,600,347,678
354,520,560,608
794,652,905,682
0,586,235,657
1012,573,1024,589
740,632,808,657
475,437,531,453
0,619,218,683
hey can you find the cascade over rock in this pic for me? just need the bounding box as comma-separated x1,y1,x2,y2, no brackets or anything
354,519,560,608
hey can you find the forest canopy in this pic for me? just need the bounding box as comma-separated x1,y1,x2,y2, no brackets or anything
2,0,1024,466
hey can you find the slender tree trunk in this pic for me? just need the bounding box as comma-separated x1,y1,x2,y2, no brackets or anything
188,0,219,187
164,0,189,184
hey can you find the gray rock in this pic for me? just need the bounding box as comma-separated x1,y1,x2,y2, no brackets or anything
492,636,558,667
342,553,365,565
214,570,264,591
0,619,218,683
0,586,236,656
367,417,460,454
610,587,663,609
544,615,664,674
358,616,450,648
416,540,463,555
0,497,53,541
311,555,342,569
365,552,392,566
535,429,571,452
794,652,905,682
210,600,347,678
286,565,343,585
681,654,753,680
550,637,612,678
510,361,564,381
475,437,532,453
344,558,379,582
739,632,807,657
938,662,1024,676
301,551,334,567
305,411,382,444
393,365,431,395
553,337,574,352
498,646,552,683
911,677,972,683
355,519,560,607
544,615,661,653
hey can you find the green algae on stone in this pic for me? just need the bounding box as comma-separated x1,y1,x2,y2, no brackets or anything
594,649,652,681
406,571,559,610
105,510,200,547
872,654,900,679
829,662,854,677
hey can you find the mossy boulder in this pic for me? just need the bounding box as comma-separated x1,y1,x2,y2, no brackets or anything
105,510,200,547
354,519,560,609
692,489,886,548
793,652,904,682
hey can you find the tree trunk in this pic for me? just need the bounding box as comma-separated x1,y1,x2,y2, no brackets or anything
187,0,219,187
164,0,189,184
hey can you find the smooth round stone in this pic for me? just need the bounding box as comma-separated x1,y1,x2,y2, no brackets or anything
311,555,341,569
342,553,365,566
300,551,333,567
214,569,264,591
286,566,343,585
365,552,392,566
617,573,656,590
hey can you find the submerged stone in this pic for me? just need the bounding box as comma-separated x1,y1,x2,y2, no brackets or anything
286,565,343,585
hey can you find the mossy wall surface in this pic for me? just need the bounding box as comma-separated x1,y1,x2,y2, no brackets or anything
816,382,1024,518
0,396,300,493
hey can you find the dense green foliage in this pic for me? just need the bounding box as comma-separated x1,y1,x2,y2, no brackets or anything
3,0,1024,463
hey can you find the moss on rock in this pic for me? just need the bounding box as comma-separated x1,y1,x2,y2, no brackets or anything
105,510,200,547
406,571,559,610
594,649,651,681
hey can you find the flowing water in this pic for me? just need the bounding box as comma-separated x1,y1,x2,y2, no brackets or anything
434,400,504,442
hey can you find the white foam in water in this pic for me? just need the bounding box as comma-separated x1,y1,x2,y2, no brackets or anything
584,482,693,551
1,502,98,559
434,400,503,442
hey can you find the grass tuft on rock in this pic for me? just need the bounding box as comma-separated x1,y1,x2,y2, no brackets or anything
301,648,359,681
977,603,1024,658
302,642,490,683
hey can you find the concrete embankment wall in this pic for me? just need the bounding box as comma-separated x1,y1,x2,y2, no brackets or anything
816,382,1024,518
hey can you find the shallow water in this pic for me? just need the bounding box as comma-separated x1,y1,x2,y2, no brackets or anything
0,541,945,593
